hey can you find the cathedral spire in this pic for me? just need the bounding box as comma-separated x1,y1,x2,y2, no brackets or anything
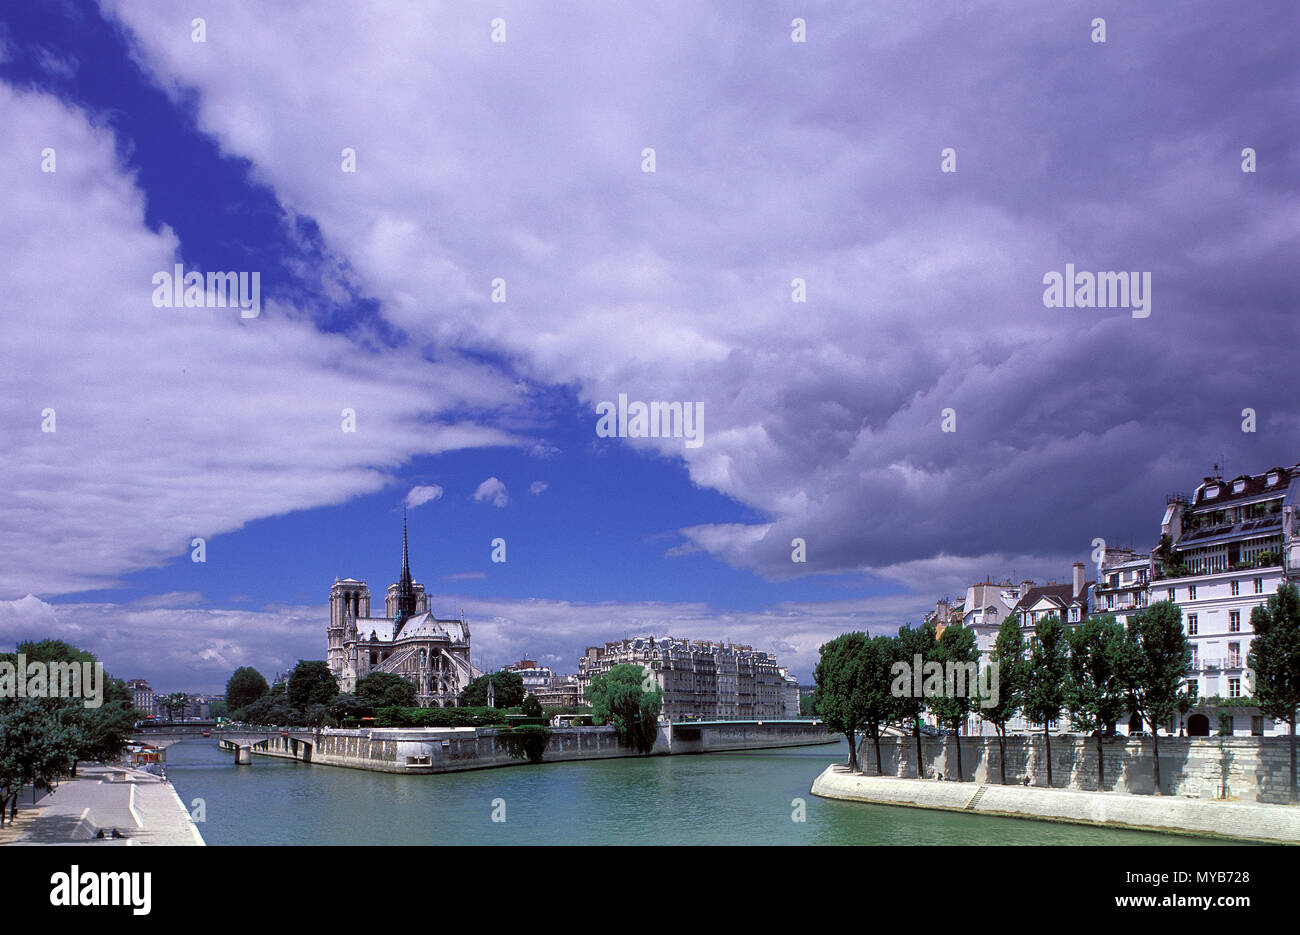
394,511,417,631
401,510,412,590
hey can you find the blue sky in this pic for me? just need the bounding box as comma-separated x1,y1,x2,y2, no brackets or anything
0,1,1296,691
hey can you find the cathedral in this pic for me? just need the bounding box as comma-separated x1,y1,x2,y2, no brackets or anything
326,517,475,707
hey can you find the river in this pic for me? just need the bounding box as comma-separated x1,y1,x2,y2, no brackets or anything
164,738,1232,845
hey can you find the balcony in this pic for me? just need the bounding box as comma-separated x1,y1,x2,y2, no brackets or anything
1193,658,1244,672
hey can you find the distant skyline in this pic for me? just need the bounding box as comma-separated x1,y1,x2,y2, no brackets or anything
1,2,1296,692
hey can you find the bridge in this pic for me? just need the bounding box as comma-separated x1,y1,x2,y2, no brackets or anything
130,723,319,764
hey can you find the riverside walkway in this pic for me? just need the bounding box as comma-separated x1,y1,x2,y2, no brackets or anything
1,764,204,846
811,764,1300,844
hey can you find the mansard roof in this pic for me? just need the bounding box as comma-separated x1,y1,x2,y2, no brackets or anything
1012,582,1090,616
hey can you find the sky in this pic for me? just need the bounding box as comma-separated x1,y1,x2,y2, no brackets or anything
0,1,1296,692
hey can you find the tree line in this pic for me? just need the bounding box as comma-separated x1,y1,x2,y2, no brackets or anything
814,585,1300,800
0,640,139,825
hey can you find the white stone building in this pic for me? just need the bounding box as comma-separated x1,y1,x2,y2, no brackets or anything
1152,463,1300,735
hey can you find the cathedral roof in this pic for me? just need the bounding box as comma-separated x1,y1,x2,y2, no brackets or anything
394,611,468,643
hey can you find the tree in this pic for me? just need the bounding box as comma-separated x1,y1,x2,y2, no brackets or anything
242,694,296,726
1247,583,1300,803
287,660,339,711
226,666,270,711
1117,601,1191,795
1065,615,1126,790
521,693,543,717
1023,615,1068,786
327,693,371,724
460,671,525,709
976,615,1027,784
894,623,937,778
0,699,77,826
5,640,139,775
355,672,417,709
930,623,979,781
811,637,873,775
587,664,663,753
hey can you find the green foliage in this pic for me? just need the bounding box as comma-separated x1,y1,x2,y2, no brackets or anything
0,699,77,824
1024,615,1068,785
241,694,298,726
931,623,979,730
977,615,1026,732
1247,584,1300,725
1116,601,1191,794
287,660,338,711
225,666,270,711
373,706,508,728
499,724,552,763
1247,583,1300,801
587,664,662,753
1025,616,1068,728
327,693,371,723
1065,615,1127,735
814,633,899,773
521,692,543,717
460,671,525,709
355,672,417,709
1066,614,1127,789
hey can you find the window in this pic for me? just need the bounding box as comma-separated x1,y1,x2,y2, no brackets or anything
1167,588,1176,602
1252,716,1264,736
1231,580,1239,596
1070,607,1079,622
1229,642,1241,667
1185,679,1197,699
1229,611,1240,632
1187,614,1198,636
1255,578,1264,594
1188,585,1197,601
1190,646,1198,669
1228,678,1241,699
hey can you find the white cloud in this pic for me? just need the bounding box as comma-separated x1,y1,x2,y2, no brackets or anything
472,477,509,508
0,84,527,598
91,2,1300,587
403,485,444,510
0,588,940,690
528,481,548,495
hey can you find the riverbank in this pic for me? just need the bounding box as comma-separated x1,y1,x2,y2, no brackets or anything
3,763,204,846
810,765,1300,843
222,721,838,774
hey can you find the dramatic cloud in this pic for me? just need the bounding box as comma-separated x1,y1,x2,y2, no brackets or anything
472,477,509,508
0,83,526,598
100,0,1300,589
403,485,444,510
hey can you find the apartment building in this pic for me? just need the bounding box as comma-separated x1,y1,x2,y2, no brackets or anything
577,636,798,720
1154,463,1300,734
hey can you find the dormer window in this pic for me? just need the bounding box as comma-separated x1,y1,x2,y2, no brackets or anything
1204,486,1219,500
1267,472,1280,486
1233,479,1245,493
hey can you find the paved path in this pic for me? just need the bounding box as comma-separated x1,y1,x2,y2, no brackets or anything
4,764,204,846
811,764,1300,843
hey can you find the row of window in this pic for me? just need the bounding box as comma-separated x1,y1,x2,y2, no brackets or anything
1186,677,1244,699
1185,611,1243,635
1167,578,1264,603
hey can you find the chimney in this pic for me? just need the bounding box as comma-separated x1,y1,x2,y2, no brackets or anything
1019,580,1034,598
1073,562,1085,599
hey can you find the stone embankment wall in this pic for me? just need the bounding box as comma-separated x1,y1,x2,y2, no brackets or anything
811,768,1300,843
245,721,837,774
855,734,1299,804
